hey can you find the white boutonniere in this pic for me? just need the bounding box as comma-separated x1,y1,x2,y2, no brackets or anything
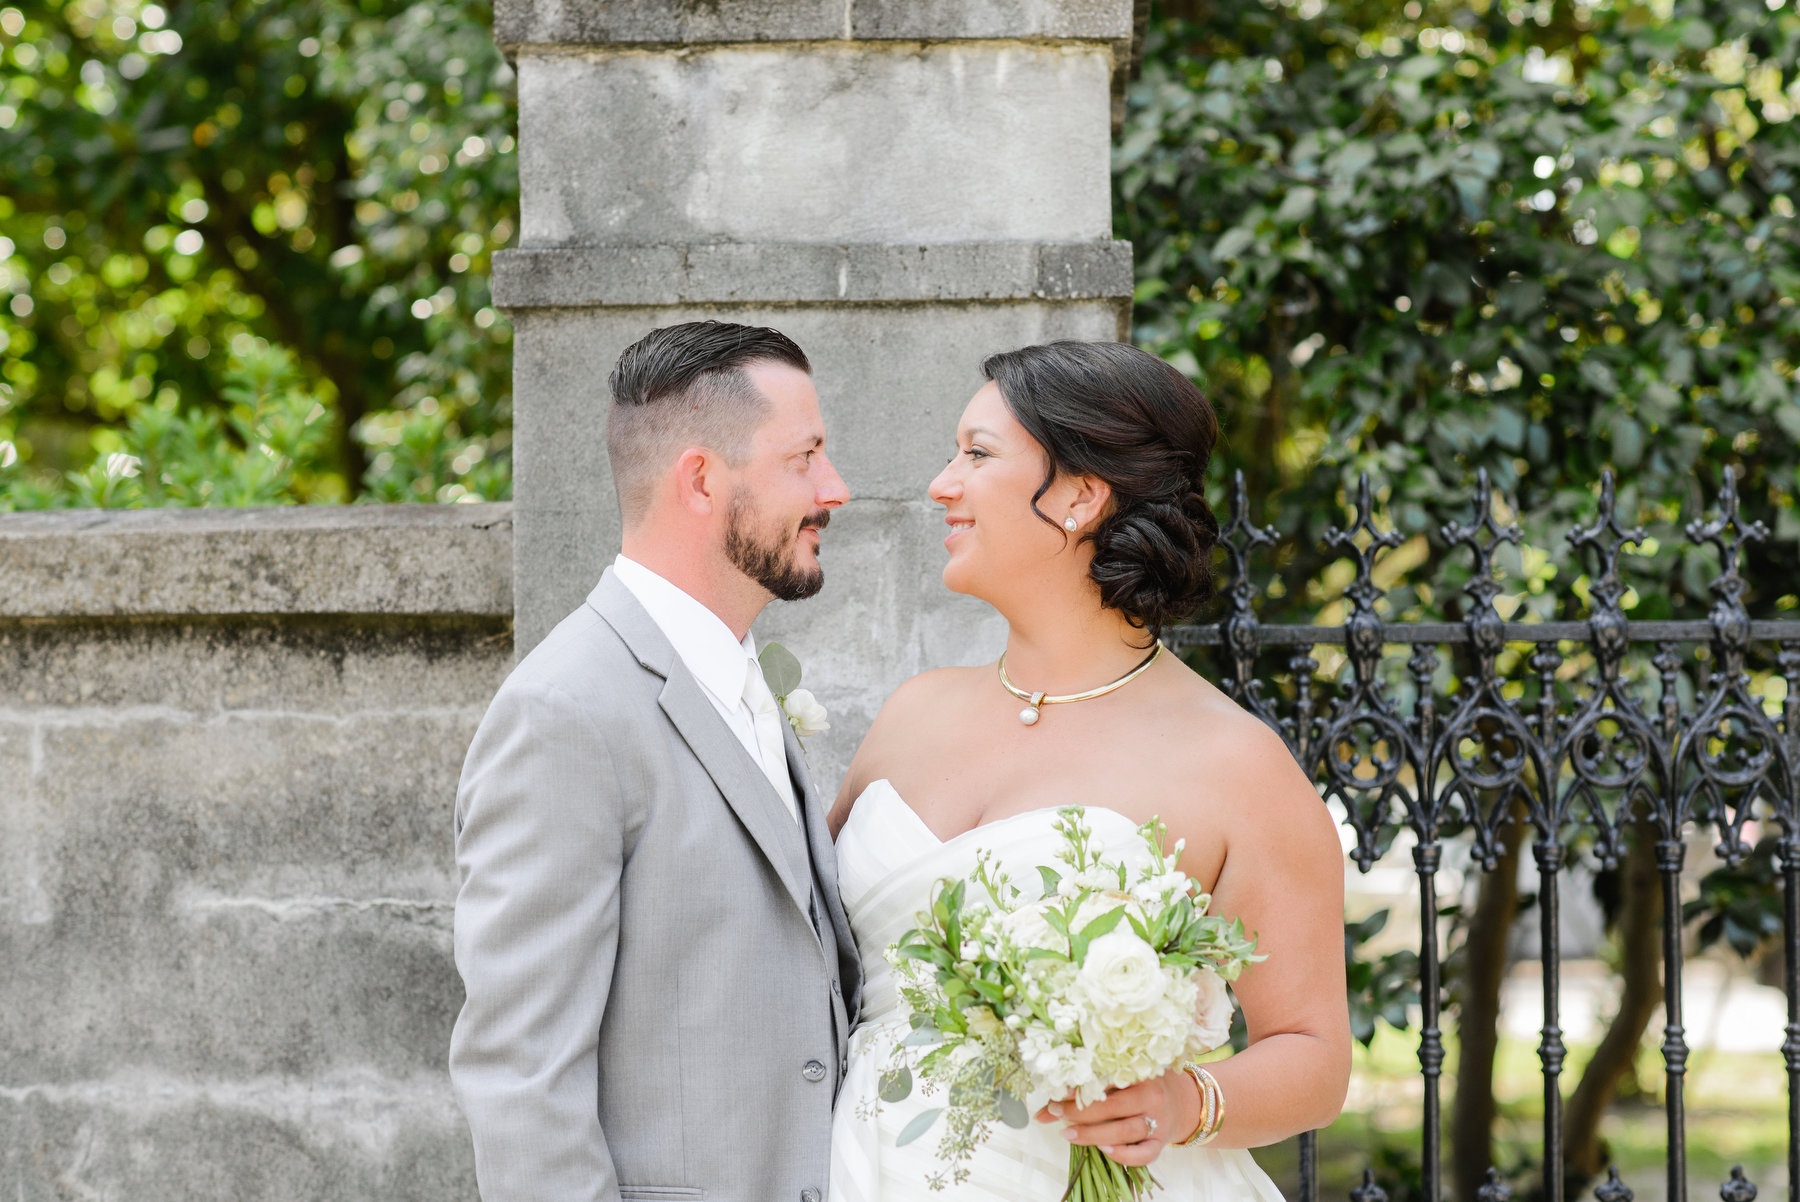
758,642,830,738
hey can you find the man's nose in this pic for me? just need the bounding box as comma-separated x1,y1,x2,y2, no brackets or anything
815,453,850,508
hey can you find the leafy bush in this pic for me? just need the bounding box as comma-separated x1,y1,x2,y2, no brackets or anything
0,0,514,504
1120,0,1800,624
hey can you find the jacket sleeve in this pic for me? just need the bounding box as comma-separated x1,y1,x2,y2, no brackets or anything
449,678,626,1202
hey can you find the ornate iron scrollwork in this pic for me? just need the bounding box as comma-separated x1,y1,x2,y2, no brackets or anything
1168,468,1797,1202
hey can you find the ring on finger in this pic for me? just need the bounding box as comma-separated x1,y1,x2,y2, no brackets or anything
1143,1115,1158,1141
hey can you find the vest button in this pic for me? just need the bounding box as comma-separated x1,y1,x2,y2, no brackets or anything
802,1060,827,1082
802,1189,822,1202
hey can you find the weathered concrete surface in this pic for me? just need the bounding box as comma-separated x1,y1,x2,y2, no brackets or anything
495,0,1136,47
0,518,511,1200
0,503,513,617
517,43,1114,246
508,300,1125,651
492,241,1134,308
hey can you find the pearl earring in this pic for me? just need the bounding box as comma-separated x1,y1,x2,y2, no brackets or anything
1064,516,1079,532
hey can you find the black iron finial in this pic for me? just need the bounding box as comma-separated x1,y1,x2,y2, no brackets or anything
1594,1166,1634,1202
1719,1166,1757,1202
1442,468,1523,609
1350,1168,1389,1202
1567,470,1646,613
1687,467,1769,672
1325,472,1405,612
1219,468,1278,617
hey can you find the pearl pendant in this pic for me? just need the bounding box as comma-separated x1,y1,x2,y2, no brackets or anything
1019,706,1040,726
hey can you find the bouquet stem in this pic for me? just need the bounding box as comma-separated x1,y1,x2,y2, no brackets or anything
1063,1146,1160,1202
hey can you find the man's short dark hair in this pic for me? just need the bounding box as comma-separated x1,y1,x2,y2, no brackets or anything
606,321,812,523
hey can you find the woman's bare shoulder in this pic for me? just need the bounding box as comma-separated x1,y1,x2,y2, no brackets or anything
829,665,989,832
1160,668,1326,825
866,665,988,741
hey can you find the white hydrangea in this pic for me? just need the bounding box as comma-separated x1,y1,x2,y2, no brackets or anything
1018,1026,1097,1101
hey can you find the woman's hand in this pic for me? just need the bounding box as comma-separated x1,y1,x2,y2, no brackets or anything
1034,1068,1202,1167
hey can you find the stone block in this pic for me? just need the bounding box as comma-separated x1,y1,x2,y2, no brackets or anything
494,0,1134,48
2,709,471,1079
506,298,1125,651
0,618,510,714
516,43,1113,245
492,240,1135,307
0,504,513,618
0,1071,473,1202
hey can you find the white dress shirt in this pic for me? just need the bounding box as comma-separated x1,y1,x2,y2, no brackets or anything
610,555,799,821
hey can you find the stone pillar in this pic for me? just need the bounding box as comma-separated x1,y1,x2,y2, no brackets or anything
493,1,1138,780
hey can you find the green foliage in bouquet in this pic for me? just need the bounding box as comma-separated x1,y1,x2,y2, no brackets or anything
880,808,1261,1201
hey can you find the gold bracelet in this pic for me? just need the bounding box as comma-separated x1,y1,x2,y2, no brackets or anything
1176,1064,1225,1146
1194,1067,1225,1145
1177,1063,1220,1146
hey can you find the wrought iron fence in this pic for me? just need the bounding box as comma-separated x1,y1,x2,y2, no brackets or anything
1168,468,1799,1202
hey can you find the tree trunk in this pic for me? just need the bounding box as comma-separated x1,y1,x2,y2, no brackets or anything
1562,822,1663,1190
1451,803,1529,1202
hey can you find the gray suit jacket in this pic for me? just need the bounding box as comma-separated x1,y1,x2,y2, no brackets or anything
450,569,862,1202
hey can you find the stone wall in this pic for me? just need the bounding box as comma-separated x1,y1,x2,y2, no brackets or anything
0,504,512,1201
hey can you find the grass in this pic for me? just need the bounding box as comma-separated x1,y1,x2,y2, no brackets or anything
1247,1025,1791,1202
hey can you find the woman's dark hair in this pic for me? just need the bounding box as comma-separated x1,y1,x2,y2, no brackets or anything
980,340,1221,633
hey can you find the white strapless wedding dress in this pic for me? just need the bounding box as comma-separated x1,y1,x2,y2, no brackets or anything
829,779,1287,1202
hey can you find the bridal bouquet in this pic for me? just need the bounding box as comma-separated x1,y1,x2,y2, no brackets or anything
878,808,1261,1201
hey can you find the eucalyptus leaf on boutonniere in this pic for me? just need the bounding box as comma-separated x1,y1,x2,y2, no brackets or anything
759,642,830,738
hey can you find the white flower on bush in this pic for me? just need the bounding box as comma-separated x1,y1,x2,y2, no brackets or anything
105,452,141,481
1190,966,1235,1051
1072,930,1167,1014
781,688,830,737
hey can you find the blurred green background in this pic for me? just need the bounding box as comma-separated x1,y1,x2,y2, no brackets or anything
0,0,514,508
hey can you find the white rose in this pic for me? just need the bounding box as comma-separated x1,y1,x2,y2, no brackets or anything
999,900,1063,952
781,688,830,737
1073,930,1166,1015
1190,967,1235,1051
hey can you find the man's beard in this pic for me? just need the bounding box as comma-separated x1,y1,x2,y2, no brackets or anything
725,491,829,601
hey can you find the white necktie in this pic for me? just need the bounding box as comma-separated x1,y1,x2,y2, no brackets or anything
742,658,800,822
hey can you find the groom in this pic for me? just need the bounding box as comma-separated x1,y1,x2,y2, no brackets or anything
450,321,862,1202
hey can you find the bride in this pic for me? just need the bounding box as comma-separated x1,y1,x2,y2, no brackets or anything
827,341,1351,1200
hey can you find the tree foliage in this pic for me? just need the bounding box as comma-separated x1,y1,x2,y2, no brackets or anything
0,0,515,507
1121,0,1800,627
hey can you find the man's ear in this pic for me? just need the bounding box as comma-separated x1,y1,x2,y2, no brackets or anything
672,446,719,516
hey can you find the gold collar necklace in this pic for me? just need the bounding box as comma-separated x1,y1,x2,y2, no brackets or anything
997,642,1164,727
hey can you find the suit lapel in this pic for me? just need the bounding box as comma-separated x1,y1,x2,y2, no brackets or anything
786,720,860,1009
591,571,813,923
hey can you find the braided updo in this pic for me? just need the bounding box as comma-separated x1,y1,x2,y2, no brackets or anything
980,341,1221,634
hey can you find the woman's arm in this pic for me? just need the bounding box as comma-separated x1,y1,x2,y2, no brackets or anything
1057,716,1351,1161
